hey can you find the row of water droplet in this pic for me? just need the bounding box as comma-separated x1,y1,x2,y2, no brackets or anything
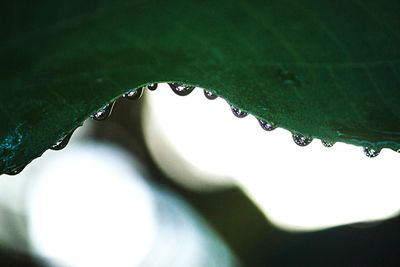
4,128,77,175
5,82,391,175
89,83,387,158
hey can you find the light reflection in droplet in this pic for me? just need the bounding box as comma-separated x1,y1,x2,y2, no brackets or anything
91,101,115,121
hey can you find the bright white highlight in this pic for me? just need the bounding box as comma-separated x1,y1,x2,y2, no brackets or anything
144,86,236,191
143,84,400,231
26,142,157,267
22,138,237,267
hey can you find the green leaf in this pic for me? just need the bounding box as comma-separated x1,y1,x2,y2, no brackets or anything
1,0,400,174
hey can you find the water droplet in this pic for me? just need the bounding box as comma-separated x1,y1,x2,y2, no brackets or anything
168,83,195,96
363,147,380,158
91,101,115,121
51,131,75,151
6,165,26,176
258,119,275,131
123,88,144,100
204,90,218,100
147,83,158,91
292,133,313,146
230,105,248,118
321,140,334,147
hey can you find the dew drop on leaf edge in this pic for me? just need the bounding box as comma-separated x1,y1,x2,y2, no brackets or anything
321,140,334,147
147,83,158,91
292,133,313,146
204,90,218,100
230,105,248,118
5,165,26,176
123,87,144,100
91,101,115,121
51,131,75,151
363,147,381,158
258,119,275,131
168,83,195,96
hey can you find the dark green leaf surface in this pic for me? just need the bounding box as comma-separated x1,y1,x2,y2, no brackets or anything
1,0,400,174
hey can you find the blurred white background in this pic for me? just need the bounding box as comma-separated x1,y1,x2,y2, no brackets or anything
143,84,400,231
0,124,239,267
0,83,399,266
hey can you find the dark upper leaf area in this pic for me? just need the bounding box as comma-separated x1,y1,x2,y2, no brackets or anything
1,0,400,173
